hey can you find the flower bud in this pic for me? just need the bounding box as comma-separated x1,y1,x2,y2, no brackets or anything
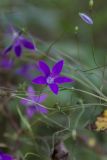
89,0,94,9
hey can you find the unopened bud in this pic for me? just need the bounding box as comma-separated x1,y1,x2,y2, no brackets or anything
75,26,79,34
72,129,77,140
89,0,94,9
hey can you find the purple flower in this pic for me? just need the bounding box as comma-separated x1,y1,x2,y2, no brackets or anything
79,12,93,25
20,86,48,118
16,63,36,80
0,56,13,69
3,26,36,57
0,151,13,160
32,60,74,95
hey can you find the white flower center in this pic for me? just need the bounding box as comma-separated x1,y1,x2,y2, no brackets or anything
27,100,33,106
46,76,54,84
12,31,19,40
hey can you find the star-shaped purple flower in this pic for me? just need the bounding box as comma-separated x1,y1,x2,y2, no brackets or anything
32,60,74,95
3,26,36,57
0,151,13,160
20,86,48,118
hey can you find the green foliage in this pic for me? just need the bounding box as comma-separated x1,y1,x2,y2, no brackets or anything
0,0,107,160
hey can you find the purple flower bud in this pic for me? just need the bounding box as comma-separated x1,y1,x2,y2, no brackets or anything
79,12,93,25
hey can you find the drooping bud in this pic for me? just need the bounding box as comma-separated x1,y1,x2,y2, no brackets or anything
89,0,94,9
79,12,93,25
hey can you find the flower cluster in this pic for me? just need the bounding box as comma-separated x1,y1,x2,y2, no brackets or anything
1,26,75,118
0,9,94,159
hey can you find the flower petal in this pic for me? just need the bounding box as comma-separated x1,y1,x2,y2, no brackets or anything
16,64,29,74
35,94,48,103
26,106,36,118
3,153,13,160
27,86,35,96
3,45,13,55
21,37,35,50
16,64,34,80
49,83,59,94
0,56,13,69
0,151,13,160
27,86,37,101
39,60,50,76
79,12,93,25
52,60,64,76
20,99,29,106
26,105,48,118
14,43,22,57
32,76,46,84
54,76,74,84
36,105,48,114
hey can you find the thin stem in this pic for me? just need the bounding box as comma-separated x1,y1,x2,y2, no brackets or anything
74,100,85,129
61,87,107,102
13,94,53,111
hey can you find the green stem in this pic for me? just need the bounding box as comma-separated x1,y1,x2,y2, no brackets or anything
74,100,85,129
61,87,107,103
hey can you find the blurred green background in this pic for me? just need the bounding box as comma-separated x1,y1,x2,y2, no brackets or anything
0,0,107,45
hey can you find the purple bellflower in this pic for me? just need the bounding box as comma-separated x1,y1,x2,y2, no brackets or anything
16,63,36,80
32,60,74,95
0,151,13,160
79,12,93,25
0,55,13,69
20,86,48,118
3,26,36,57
